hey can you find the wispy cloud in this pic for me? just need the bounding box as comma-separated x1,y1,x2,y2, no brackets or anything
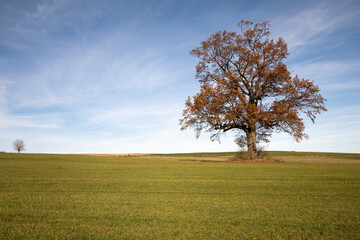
1,77,62,130
88,104,179,127
273,1,360,51
0,78,12,110
269,104,360,153
289,60,360,90
291,60,360,79
0,112,62,129
6,30,186,110
29,0,68,20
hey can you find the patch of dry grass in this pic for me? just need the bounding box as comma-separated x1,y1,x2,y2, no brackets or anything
77,151,360,164
268,151,360,164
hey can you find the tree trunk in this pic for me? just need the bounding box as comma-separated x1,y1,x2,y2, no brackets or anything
247,127,257,159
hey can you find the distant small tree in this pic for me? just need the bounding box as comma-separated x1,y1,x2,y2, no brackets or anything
13,139,26,153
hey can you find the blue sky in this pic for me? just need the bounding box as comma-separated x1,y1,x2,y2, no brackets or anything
0,0,359,153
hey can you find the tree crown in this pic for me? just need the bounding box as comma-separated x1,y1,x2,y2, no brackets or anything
13,139,26,153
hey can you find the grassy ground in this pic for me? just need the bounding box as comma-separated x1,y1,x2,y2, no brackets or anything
0,152,359,239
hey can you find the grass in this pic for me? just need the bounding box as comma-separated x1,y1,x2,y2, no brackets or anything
0,151,359,239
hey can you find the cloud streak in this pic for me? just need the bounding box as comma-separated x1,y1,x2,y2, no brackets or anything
271,0,360,55
289,60,360,91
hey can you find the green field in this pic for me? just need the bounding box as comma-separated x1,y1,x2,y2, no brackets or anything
1,152,359,239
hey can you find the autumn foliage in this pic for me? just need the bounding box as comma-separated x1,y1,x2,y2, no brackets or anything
180,20,327,159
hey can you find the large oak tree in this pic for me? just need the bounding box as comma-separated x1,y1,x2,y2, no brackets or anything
180,21,327,159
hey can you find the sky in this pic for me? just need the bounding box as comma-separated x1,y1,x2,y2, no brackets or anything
0,0,359,154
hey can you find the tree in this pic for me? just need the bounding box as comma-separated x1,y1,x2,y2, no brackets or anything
13,139,26,153
180,20,327,159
